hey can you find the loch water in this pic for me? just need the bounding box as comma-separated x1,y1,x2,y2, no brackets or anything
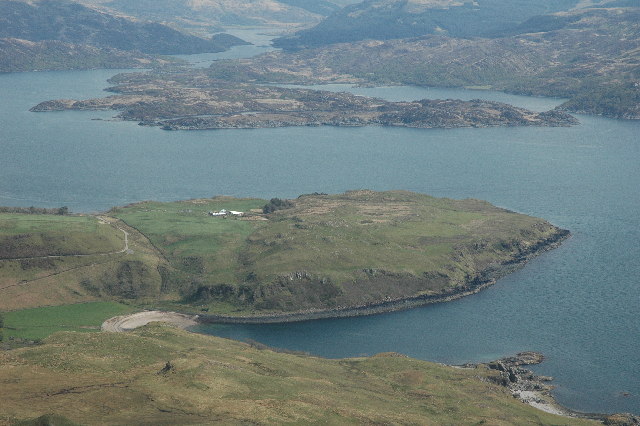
1,42,639,415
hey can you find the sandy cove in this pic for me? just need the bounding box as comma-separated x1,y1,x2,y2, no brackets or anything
101,310,199,332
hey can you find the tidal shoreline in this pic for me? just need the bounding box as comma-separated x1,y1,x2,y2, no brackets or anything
464,352,620,423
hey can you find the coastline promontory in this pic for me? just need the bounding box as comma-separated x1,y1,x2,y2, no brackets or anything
1,191,569,320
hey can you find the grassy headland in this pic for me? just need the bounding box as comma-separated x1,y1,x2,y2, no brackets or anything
113,191,569,318
0,323,596,425
0,190,569,322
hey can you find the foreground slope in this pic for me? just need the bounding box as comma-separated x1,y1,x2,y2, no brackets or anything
0,324,595,425
0,212,165,312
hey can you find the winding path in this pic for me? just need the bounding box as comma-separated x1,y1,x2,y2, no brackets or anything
0,217,129,263
0,218,131,292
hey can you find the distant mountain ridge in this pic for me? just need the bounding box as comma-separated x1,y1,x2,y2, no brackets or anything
210,7,640,119
0,0,247,55
78,0,361,32
273,0,631,49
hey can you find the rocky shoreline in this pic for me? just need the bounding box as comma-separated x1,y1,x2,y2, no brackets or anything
466,352,639,425
198,228,571,324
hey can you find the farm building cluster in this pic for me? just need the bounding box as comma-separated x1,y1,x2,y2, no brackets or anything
208,209,244,217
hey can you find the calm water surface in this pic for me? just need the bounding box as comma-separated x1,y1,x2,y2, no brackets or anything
1,49,639,414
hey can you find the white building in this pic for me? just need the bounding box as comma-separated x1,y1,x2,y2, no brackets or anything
208,209,243,217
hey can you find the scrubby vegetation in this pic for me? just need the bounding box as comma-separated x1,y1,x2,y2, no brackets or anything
559,81,640,119
274,0,582,49
262,197,295,214
0,0,247,55
0,206,68,215
0,38,170,73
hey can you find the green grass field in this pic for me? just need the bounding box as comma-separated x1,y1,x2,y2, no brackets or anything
0,212,167,312
114,191,566,314
112,198,264,284
3,302,136,341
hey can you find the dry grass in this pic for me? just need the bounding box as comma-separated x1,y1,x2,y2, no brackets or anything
0,324,596,425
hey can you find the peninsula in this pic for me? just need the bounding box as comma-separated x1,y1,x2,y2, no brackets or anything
0,191,569,320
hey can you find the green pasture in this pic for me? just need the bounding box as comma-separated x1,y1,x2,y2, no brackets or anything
3,302,136,341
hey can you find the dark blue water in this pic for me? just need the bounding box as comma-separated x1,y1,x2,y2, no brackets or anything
1,61,639,414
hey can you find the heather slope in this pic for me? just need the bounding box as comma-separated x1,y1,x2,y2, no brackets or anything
0,38,170,72
78,0,353,32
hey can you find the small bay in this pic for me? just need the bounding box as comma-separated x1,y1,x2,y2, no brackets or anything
1,48,639,414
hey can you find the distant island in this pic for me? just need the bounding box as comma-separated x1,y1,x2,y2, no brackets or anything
30,69,577,129
0,190,569,320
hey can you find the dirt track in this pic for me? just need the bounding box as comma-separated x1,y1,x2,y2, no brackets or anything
0,217,129,263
